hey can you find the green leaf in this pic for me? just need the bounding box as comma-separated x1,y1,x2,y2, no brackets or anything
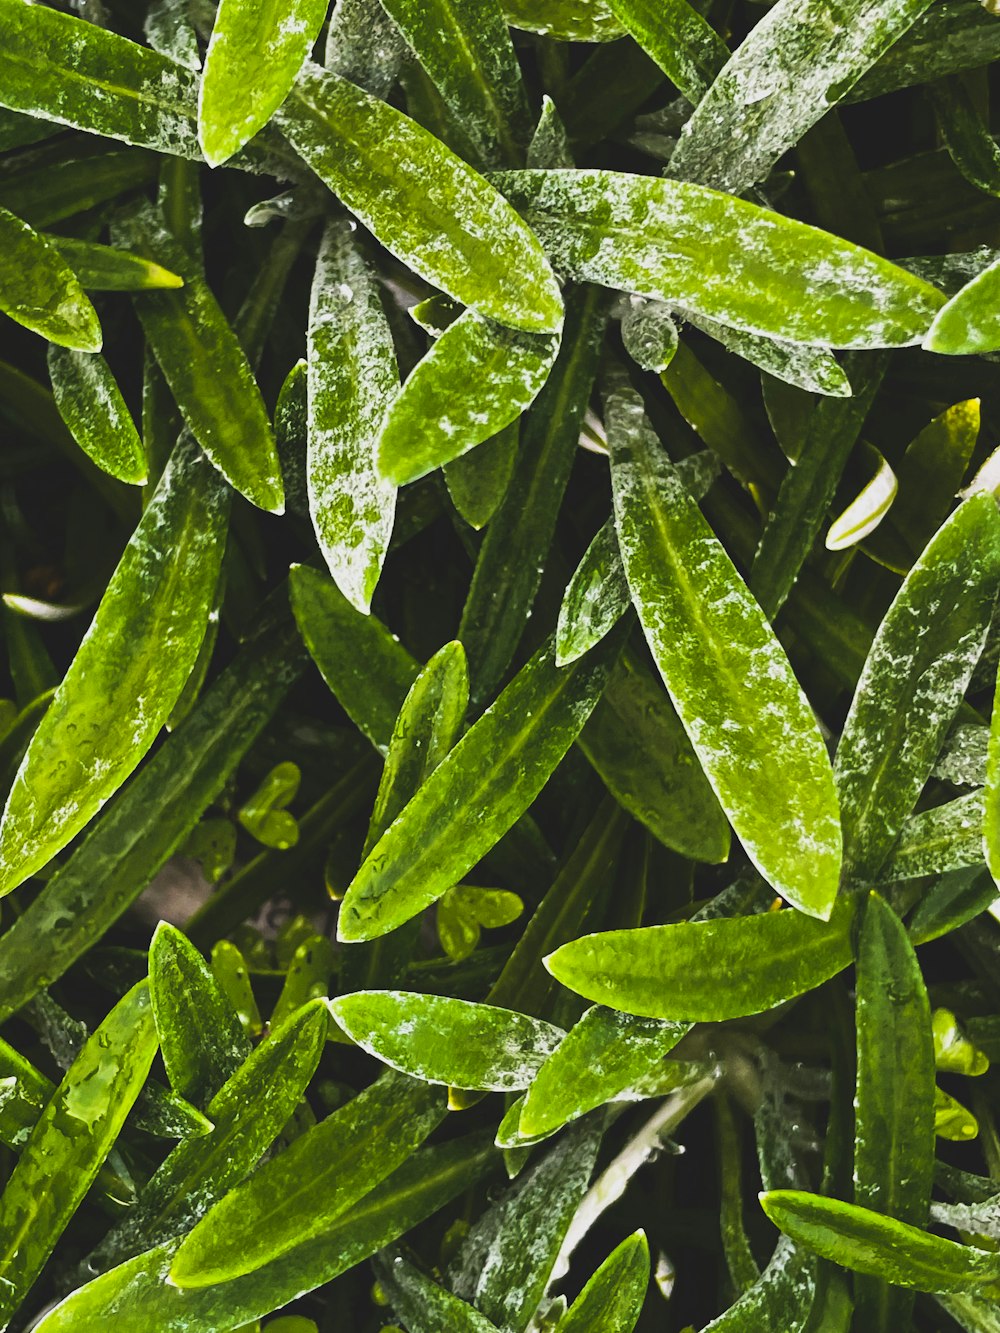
0,981,157,1324
931,75,1000,200
700,1238,816,1332
211,940,263,1038
337,632,621,942
760,1190,1000,1295
925,254,1000,355
0,617,304,1024
518,1006,686,1139
459,285,608,710
934,1007,991,1077
307,218,397,613
289,563,419,753
685,312,853,399
170,1071,445,1287
88,998,328,1272
331,991,564,1091
438,886,523,962
0,204,101,351
935,1087,980,1142
750,352,886,618
853,892,936,1330
198,0,329,166
494,169,944,348
375,1250,501,1332
46,348,146,486
607,367,841,918
0,436,228,897
556,520,629,668
546,897,856,1020
443,421,519,530
578,647,731,863
986,660,1000,891
51,235,185,292
113,203,284,514
380,0,531,168
376,310,561,487
605,0,728,102
825,446,897,552
148,922,250,1110
503,0,624,42
448,1118,602,1330
270,934,336,1028
238,761,301,850
278,64,563,334
835,493,1000,881
883,791,985,881
36,1133,497,1332
556,1230,649,1333
669,0,934,194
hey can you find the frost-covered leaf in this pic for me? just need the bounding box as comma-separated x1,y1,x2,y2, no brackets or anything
0,437,228,897
835,493,1000,881
546,897,855,1020
308,218,397,613
495,169,944,348
503,0,624,41
0,205,101,351
330,991,564,1090
199,0,329,166
884,792,985,881
669,0,935,193
47,347,146,486
376,1250,500,1332
607,368,841,917
278,64,563,334
377,310,560,486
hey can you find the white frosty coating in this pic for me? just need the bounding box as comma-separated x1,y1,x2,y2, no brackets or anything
330,991,565,1092
934,722,989,787
47,347,146,485
277,64,564,334
377,308,561,485
0,437,228,895
669,0,935,194
883,790,985,880
144,0,202,71
527,94,573,170
324,0,406,98
198,0,328,165
607,376,842,917
493,168,945,349
825,448,898,550
380,0,532,170
307,218,397,615
681,308,853,397
835,493,1000,880
503,0,624,41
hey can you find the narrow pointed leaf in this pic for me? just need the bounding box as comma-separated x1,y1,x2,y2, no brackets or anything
519,1006,686,1139
0,205,101,351
199,0,329,166
0,437,228,896
556,520,629,667
376,1250,500,1332
331,991,564,1091
0,618,305,1024
557,1230,649,1333
884,792,985,881
448,1118,602,1330
854,893,936,1330
503,0,624,41
700,1238,816,1332
113,204,284,513
337,631,621,942
925,255,1000,355
443,421,519,530
931,74,1000,199
380,0,532,169
35,1134,497,1333
278,64,563,334
495,169,944,348
149,922,250,1109
308,218,397,612
289,563,419,753
0,982,157,1324
835,493,1000,881
170,1071,445,1287
546,897,855,1021
826,448,897,551
376,310,560,486
608,371,841,917
761,1190,1000,1296
987,663,1000,891
669,0,934,194
89,999,328,1271
578,648,731,863
606,0,728,102
685,312,853,398
47,347,146,486
52,236,185,292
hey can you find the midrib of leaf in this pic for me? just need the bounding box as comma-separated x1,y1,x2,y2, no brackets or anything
432,0,521,166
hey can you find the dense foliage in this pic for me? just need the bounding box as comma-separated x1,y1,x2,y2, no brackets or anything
4,0,1000,1329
